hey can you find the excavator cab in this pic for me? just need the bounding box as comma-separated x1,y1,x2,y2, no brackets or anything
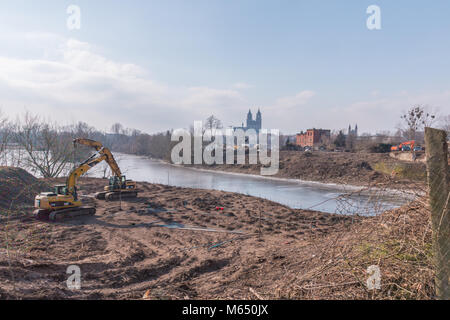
94,175,137,200
55,185,68,195
54,184,78,199
33,184,88,221
109,176,127,190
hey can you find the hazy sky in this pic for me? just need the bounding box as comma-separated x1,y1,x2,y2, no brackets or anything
0,0,449,134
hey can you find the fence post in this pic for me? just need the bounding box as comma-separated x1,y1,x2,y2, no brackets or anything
425,127,449,300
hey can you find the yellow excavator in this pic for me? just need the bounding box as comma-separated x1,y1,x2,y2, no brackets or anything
33,151,103,221
73,138,139,201
33,138,138,221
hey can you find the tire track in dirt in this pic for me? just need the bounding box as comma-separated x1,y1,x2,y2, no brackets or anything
1,178,357,299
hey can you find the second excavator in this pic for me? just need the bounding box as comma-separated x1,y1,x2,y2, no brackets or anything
73,138,139,201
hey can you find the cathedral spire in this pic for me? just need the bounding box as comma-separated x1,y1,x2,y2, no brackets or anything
256,108,262,130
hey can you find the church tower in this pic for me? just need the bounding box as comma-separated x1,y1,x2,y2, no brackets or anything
246,109,253,128
256,108,262,130
348,124,358,137
233,109,263,133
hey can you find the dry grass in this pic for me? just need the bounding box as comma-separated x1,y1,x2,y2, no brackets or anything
0,168,438,300
273,196,434,299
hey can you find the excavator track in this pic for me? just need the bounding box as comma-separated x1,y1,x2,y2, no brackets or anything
95,192,107,200
105,191,138,201
34,206,96,222
33,209,51,221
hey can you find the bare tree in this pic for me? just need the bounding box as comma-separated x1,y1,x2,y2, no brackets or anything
204,115,222,135
400,105,436,140
0,109,11,165
345,132,356,152
439,114,450,135
111,123,124,135
14,112,74,178
72,121,95,138
334,130,346,148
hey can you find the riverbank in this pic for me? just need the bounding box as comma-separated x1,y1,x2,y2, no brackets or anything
0,173,434,299
183,151,428,190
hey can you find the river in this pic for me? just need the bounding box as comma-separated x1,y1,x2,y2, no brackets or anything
86,153,412,215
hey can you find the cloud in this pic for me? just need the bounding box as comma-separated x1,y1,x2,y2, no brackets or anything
325,90,450,133
274,90,316,109
0,35,246,132
0,32,448,135
182,87,244,112
260,89,449,134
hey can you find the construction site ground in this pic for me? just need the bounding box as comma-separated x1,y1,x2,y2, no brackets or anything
0,167,434,300
191,151,428,187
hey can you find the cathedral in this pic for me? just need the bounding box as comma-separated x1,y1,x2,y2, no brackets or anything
348,124,358,137
234,109,262,132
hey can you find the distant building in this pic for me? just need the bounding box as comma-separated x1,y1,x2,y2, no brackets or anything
348,124,358,137
233,109,262,133
296,129,331,148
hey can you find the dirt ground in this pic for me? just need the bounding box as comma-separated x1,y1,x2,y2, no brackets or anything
0,167,49,211
0,175,434,300
190,151,428,187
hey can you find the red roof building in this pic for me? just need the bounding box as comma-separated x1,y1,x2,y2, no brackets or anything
296,129,331,147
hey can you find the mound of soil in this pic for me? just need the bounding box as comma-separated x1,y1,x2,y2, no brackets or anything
0,167,49,213
0,178,433,300
190,151,427,186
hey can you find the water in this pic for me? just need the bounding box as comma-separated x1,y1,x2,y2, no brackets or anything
87,154,413,215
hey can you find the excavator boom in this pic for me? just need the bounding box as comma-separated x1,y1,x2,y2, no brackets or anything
73,138,122,177
33,151,107,221
65,152,108,196
73,138,138,201
391,140,415,152
34,138,138,221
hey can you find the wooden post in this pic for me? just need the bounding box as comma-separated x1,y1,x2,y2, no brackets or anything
425,127,450,300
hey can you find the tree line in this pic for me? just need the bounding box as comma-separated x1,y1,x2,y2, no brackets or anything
0,106,448,177
0,111,173,178
284,105,449,152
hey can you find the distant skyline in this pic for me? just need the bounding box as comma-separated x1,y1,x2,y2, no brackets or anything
0,0,449,134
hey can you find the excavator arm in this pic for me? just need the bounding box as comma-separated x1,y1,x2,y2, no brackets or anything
66,152,108,197
33,139,128,220
73,138,122,178
72,138,138,201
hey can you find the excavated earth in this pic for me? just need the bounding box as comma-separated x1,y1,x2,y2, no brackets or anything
190,151,428,187
0,169,434,300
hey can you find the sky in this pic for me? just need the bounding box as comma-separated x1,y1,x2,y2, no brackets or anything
0,0,449,134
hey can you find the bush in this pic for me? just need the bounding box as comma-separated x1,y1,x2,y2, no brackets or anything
369,143,392,153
